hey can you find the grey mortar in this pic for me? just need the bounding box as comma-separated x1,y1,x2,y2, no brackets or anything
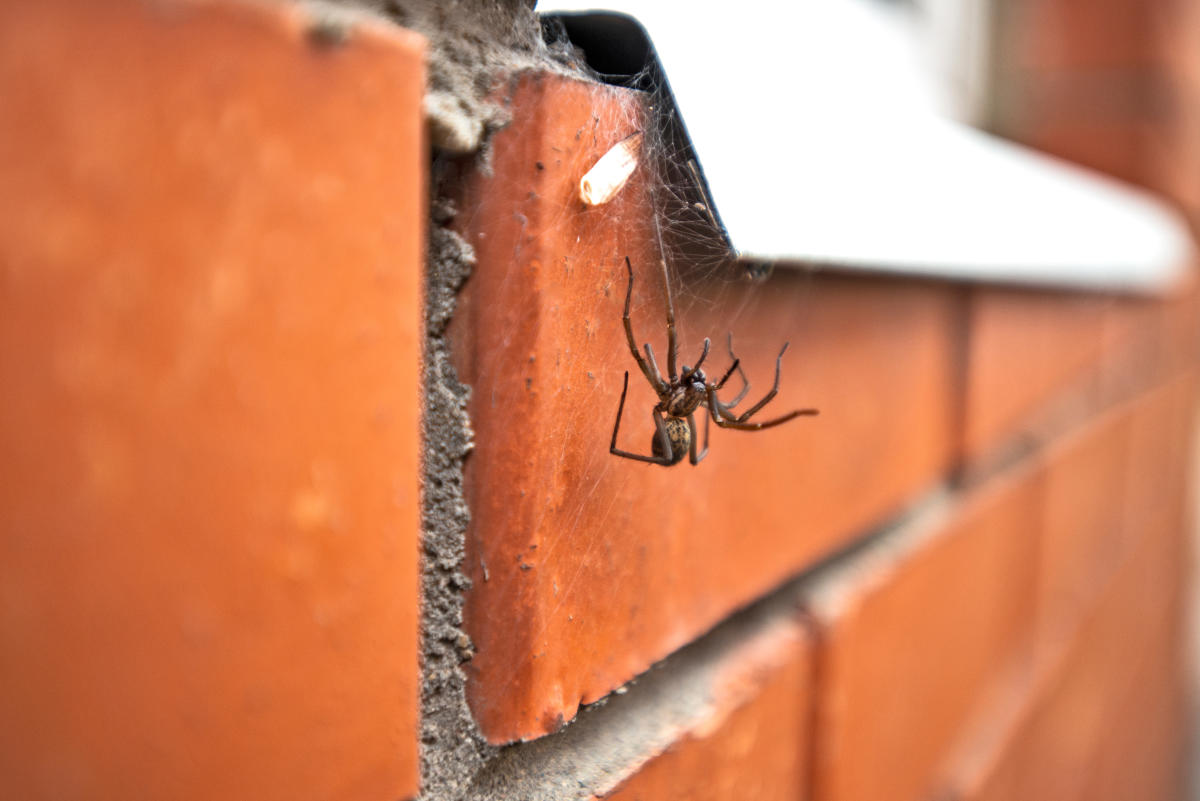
419,196,490,800
312,0,585,154
461,588,813,801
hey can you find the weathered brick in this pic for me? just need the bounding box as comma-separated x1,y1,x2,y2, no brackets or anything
805,467,1041,801
0,2,424,799
452,73,959,744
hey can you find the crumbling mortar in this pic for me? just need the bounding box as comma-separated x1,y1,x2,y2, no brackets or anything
399,0,588,790
333,0,583,154
419,196,494,799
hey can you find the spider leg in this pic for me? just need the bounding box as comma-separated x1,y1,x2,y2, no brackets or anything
733,341,791,422
644,343,664,383
659,258,679,381
609,372,677,465
713,408,819,431
706,388,741,424
622,258,667,393
706,379,817,431
720,333,751,408
716,399,740,422
680,338,711,382
714,358,740,390
688,412,708,465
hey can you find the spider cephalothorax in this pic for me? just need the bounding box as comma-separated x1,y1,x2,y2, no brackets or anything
609,257,818,467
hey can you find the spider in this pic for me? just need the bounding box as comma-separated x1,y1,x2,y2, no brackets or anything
609,256,818,466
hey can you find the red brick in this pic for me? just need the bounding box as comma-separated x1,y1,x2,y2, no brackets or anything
1004,0,1158,72
598,617,812,801
995,1,1200,192
1151,80,1200,215
1157,0,1200,89
1079,612,1189,801
1158,9,1200,221
1034,404,1133,655
805,467,1041,801
962,287,1110,462
1161,276,1200,371
1101,279,1200,403
452,73,959,743
950,502,1186,801
1021,117,1158,187
1101,294,1169,400
0,2,424,799
1122,372,1198,533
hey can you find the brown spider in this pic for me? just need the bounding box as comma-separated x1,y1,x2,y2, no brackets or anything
609,256,818,466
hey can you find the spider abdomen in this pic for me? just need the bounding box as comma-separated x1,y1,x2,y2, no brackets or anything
652,416,691,465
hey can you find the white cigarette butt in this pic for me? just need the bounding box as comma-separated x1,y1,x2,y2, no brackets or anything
579,132,643,206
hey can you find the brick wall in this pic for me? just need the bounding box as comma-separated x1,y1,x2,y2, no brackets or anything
0,1,1198,800
444,66,1200,799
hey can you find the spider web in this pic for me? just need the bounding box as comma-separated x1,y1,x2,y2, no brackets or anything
541,13,821,360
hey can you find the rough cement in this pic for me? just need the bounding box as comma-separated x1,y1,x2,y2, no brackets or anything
419,192,491,800
394,2,585,795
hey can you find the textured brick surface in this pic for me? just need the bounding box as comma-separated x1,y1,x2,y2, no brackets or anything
598,617,812,801
452,73,959,744
806,469,1041,801
0,2,424,799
